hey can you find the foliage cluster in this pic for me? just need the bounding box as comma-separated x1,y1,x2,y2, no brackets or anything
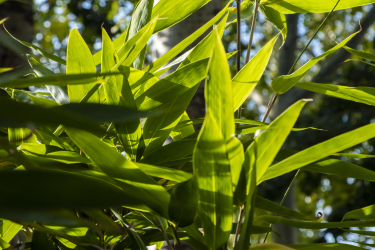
1,0,375,249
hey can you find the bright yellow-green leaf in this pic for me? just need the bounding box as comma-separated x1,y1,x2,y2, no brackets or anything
343,204,375,221
102,27,142,161
127,0,153,69
245,100,309,184
272,31,358,94
260,5,287,42
206,29,235,141
65,128,170,218
250,244,295,249
256,215,375,229
262,123,375,183
344,46,375,62
260,0,375,14
193,111,233,250
290,243,364,249
296,82,375,106
1,220,22,243
144,1,232,74
232,34,279,111
170,112,195,141
66,29,99,103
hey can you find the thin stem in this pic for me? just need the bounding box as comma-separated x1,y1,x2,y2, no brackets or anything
263,169,301,242
236,0,241,74
234,1,260,243
245,0,259,64
261,93,278,123
287,0,341,74
234,205,244,246
237,0,259,121
171,224,182,250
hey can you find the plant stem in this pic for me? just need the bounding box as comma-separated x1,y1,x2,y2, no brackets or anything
287,0,341,75
234,1,260,244
237,0,259,121
245,0,259,64
234,205,244,245
236,0,241,74
263,169,300,242
171,224,182,250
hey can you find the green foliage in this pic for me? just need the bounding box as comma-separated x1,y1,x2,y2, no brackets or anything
1,0,375,249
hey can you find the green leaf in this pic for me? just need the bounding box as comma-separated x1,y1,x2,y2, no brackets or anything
227,0,254,25
289,243,364,249
151,0,211,33
0,170,132,209
232,34,279,111
343,204,375,221
65,128,170,218
346,58,375,67
296,82,375,106
139,135,196,165
227,137,244,192
5,28,66,65
245,100,309,184
261,123,375,183
19,143,92,164
259,6,287,42
0,72,116,88
31,230,55,250
27,55,69,105
8,127,37,146
255,215,375,229
170,112,195,141
135,162,193,182
271,31,358,94
136,59,208,111
93,30,128,66
255,195,319,221
0,67,13,74
178,13,228,69
144,1,233,74
66,28,99,103
1,220,22,243
193,111,233,249
114,17,157,70
168,177,199,227
344,46,375,62
249,244,295,249
275,150,375,183
127,0,154,69
0,99,148,134
260,0,375,14
102,27,142,161
206,29,235,141
142,85,199,156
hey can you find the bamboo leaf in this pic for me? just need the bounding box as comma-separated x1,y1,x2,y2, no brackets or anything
260,0,375,14
344,46,375,62
136,59,208,111
1,220,22,243
245,100,309,184
102,27,142,161
135,162,192,182
262,123,375,183
144,1,233,74
27,55,70,105
66,28,99,103
295,82,375,106
271,31,358,94
250,244,295,249
343,204,375,221
127,0,153,69
255,215,375,229
65,128,170,218
259,6,287,42
289,243,364,249
232,34,279,111
142,85,199,156
193,111,233,249
168,177,199,227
